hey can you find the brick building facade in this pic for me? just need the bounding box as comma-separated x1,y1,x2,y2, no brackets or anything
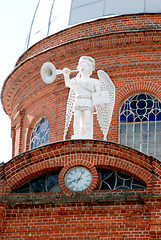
1,3,161,239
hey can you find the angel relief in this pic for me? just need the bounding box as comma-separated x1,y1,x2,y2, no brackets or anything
63,56,115,140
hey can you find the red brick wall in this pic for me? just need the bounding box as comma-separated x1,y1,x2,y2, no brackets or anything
0,140,160,239
1,201,151,239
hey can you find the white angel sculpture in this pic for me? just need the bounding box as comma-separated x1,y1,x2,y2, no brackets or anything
63,56,115,140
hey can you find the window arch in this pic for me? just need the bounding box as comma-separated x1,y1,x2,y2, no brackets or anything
30,116,50,149
119,93,161,160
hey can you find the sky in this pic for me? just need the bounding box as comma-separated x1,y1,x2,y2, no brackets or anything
0,0,38,163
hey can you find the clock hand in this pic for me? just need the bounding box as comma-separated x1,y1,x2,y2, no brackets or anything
68,179,77,184
76,177,82,183
76,170,85,183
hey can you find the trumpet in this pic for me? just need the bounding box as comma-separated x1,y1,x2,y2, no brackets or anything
41,62,78,84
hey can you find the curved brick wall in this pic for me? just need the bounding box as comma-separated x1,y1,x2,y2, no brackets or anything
1,13,161,156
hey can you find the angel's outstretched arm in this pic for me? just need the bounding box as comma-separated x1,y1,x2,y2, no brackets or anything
63,68,72,88
63,68,77,88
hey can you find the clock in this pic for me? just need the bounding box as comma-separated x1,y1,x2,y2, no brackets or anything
64,166,92,192
59,161,99,195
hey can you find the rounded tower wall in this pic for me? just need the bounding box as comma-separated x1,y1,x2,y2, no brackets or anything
1,14,161,157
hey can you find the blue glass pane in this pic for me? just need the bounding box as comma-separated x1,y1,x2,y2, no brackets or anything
45,133,49,141
44,121,48,130
147,100,153,109
40,132,44,138
157,112,161,121
101,182,111,190
138,94,146,100
138,100,146,109
128,114,134,122
116,176,126,189
37,126,40,134
142,117,148,121
130,100,137,110
120,114,126,122
40,123,45,132
137,109,146,116
101,169,113,180
120,104,125,113
34,139,38,147
135,117,141,122
149,113,155,121
125,179,132,188
31,176,46,193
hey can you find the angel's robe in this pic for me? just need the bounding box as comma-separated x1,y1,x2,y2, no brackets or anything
70,77,100,111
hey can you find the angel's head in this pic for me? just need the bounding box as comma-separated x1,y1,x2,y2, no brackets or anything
77,56,95,76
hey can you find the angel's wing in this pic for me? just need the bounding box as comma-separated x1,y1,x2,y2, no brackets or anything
64,87,76,140
96,70,115,140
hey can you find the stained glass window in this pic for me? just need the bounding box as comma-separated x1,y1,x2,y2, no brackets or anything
13,171,61,193
30,116,50,149
98,169,146,190
119,93,161,160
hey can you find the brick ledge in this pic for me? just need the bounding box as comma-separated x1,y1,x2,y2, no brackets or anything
2,190,156,206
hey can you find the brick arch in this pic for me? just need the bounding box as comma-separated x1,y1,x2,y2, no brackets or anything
4,140,159,195
6,153,151,195
25,103,54,152
6,162,62,194
116,82,161,110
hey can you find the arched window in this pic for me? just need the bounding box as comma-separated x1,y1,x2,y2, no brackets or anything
13,170,62,193
119,93,161,160
30,116,50,149
13,168,146,193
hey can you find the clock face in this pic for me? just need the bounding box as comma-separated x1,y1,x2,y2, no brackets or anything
64,166,92,192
